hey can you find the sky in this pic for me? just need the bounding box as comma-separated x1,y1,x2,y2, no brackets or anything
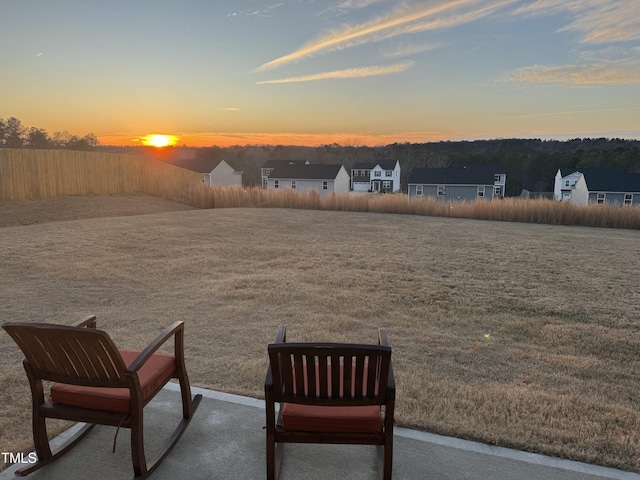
1,0,639,147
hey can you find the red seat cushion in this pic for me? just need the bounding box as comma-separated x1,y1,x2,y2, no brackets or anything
281,403,382,433
50,350,176,414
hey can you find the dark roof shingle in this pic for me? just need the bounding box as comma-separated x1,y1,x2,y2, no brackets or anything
583,169,640,193
168,158,226,173
352,160,398,170
262,160,308,169
408,164,505,185
269,164,344,180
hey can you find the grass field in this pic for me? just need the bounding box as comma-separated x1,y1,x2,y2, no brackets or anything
1,197,639,472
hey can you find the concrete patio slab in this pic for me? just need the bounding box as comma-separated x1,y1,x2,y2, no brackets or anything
2,383,639,480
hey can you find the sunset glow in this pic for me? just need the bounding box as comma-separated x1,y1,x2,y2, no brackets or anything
140,134,178,148
2,1,639,146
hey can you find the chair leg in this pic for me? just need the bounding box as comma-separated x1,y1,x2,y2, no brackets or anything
131,414,147,478
266,436,275,480
32,409,52,463
383,440,393,480
267,440,283,480
376,440,393,480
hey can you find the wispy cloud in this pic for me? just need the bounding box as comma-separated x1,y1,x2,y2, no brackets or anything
221,107,240,111
514,0,640,44
256,0,514,71
336,0,382,10
381,42,441,59
228,2,284,19
256,61,415,84
504,58,640,85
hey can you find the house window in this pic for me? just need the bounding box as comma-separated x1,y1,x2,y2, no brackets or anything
596,193,605,204
416,185,423,196
274,180,279,189
265,168,272,176
493,186,501,197
374,171,381,177
385,170,393,177
322,181,328,190
382,181,391,190
291,180,296,189
477,186,485,198
624,194,633,206
437,185,446,197
361,170,367,176
494,174,501,183
564,180,570,187
354,170,359,176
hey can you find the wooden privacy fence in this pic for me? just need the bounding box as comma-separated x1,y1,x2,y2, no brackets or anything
0,149,202,201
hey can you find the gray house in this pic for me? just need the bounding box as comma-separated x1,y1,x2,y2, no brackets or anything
408,165,506,200
266,164,350,195
261,160,310,188
554,168,640,205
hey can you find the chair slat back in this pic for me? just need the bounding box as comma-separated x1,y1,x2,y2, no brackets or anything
268,343,391,406
3,323,127,387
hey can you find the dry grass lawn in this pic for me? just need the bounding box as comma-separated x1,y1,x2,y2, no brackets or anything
1,195,639,472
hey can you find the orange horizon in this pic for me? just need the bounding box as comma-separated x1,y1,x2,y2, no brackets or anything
97,131,453,148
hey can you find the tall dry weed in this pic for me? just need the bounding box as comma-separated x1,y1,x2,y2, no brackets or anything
181,186,640,230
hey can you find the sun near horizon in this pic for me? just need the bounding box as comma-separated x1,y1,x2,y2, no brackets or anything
140,134,178,148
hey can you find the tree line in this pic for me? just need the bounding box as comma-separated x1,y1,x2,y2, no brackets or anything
102,138,640,196
0,117,99,151
4,116,638,196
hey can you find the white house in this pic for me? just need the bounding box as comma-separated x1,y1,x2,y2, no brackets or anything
554,169,582,202
169,158,243,186
553,168,640,205
351,160,401,193
266,164,350,195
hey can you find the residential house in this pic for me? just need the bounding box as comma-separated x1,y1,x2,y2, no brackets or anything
266,164,350,195
169,158,243,186
261,160,310,188
554,168,640,205
554,169,583,202
351,160,401,193
407,164,506,200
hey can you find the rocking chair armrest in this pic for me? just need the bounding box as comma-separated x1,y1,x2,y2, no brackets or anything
274,325,287,343
378,329,395,398
265,326,285,392
126,321,184,373
264,363,274,391
387,363,396,399
378,328,390,347
71,315,97,329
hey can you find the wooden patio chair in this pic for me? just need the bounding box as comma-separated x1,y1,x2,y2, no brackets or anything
2,315,202,478
264,326,395,480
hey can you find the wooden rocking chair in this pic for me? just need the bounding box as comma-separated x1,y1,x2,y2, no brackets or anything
2,315,202,478
264,326,395,480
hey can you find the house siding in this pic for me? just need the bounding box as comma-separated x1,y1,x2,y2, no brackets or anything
588,192,640,205
268,178,333,194
210,160,242,186
334,166,351,192
409,184,494,201
266,166,349,196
